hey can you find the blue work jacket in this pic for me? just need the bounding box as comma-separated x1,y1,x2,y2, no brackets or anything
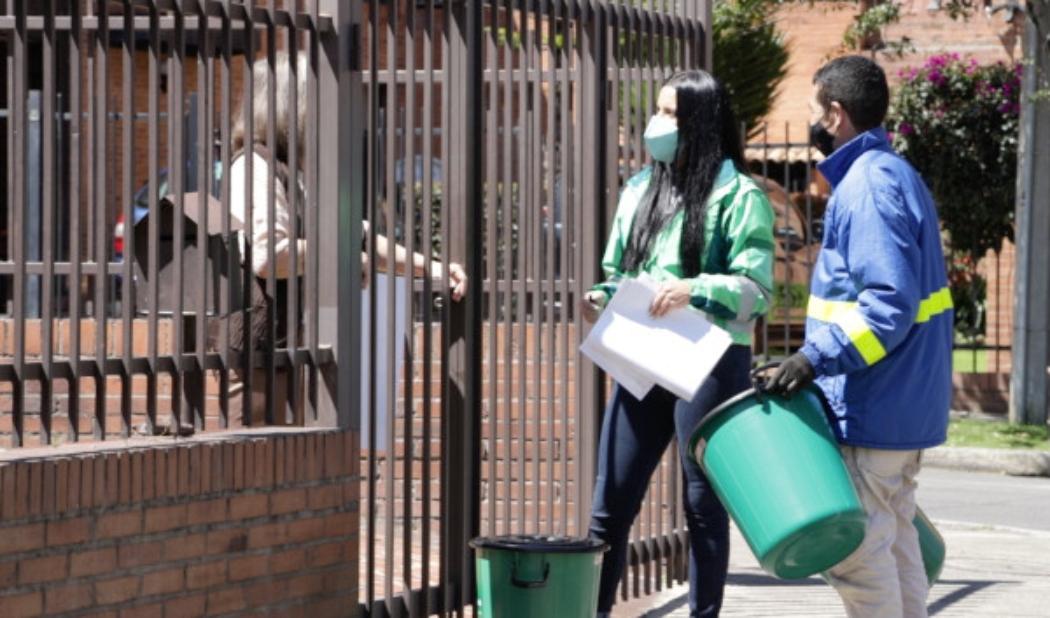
800,128,954,449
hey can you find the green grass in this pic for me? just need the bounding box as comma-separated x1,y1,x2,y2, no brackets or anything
952,348,988,373
946,418,1050,451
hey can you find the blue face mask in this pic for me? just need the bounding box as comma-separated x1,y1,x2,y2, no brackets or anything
643,115,679,164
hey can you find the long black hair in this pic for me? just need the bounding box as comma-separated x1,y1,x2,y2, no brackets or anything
619,70,746,278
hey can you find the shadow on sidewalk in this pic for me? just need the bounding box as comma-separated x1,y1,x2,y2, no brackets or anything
929,579,1014,615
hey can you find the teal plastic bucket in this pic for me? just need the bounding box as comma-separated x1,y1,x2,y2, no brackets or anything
470,535,608,618
689,385,866,579
914,507,946,584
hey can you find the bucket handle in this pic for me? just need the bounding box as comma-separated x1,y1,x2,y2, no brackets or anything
749,361,781,399
511,562,550,589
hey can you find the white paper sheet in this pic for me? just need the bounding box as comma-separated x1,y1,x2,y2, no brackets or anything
580,274,734,401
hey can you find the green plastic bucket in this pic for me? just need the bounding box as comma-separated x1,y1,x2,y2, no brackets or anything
470,535,608,618
914,507,945,584
689,385,866,579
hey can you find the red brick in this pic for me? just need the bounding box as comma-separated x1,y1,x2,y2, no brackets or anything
176,448,191,497
1,465,16,521
274,439,286,485
186,560,227,590
140,566,184,597
105,455,119,507
47,517,92,547
287,571,325,599
287,516,326,544
80,456,94,510
163,594,205,616
229,494,268,520
45,582,93,613
117,453,131,504
55,460,70,513
253,441,269,489
95,575,141,606
323,511,356,538
233,443,246,490
309,540,346,568
164,451,177,500
247,522,289,549
0,591,43,616
141,451,155,502
42,461,57,516
228,555,269,582
307,484,342,511
204,528,248,555
118,540,165,569
13,463,30,519
0,523,45,555
0,561,15,588
268,548,306,575
269,488,307,516
71,547,117,577
28,461,43,518
206,587,246,614
96,510,142,539
144,504,188,534
196,446,210,496
163,533,206,562
18,554,69,585
118,603,163,618
130,453,144,504
189,446,203,496
186,498,227,526
242,578,288,608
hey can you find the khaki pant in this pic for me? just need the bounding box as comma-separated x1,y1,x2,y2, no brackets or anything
227,366,304,427
824,447,928,618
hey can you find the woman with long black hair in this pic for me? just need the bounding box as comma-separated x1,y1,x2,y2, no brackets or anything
581,70,775,617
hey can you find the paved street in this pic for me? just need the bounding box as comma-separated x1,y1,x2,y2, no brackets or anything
618,468,1050,617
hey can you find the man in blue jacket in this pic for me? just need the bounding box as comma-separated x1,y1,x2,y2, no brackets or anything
767,56,953,618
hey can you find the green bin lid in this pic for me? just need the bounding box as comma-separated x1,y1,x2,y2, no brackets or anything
469,535,608,553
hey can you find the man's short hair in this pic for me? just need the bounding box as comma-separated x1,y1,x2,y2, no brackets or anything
813,55,889,133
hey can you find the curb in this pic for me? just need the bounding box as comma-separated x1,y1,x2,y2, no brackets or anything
923,445,1050,477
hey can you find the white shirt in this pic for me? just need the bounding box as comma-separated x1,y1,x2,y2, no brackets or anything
227,151,307,279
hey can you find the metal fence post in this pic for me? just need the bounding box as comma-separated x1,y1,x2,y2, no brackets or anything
1010,3,1050,427
315,0,364,431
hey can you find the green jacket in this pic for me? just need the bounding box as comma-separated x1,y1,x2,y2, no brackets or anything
593,160,776,345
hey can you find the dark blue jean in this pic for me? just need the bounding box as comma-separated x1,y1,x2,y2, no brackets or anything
589,345,752,618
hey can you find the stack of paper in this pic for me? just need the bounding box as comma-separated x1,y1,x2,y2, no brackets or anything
580,274,733,401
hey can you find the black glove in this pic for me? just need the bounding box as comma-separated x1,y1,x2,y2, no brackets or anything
765,352,815,397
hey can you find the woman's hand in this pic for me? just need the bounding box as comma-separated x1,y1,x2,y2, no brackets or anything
649,280,691,317
447,262,469,302
580,291,606,324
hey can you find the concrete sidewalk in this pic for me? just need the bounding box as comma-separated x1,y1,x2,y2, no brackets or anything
616,520,1050,617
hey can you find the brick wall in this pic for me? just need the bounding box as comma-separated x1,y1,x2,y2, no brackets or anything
0,429,358,617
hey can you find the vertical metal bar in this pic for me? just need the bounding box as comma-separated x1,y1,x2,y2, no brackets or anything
263,1,277,427
120,0,134,438
543,0,556,536
172,0,187,435
10,0,27,447
421,0,436,609
439,0,452,608
557,0,572,536
220,0,233,428
241,7,255,427
484,0,499,541
93,0,109,440
146,0,160,434
195,0,210,430
285,16,300,426
761,124,770,360
40,1,58,445
68,1,84,442
500,0,513,540
306,0,320,425
384,0,397,603
515,0,528,538
528,0,542,536
365,0,378,609
403,0,421,599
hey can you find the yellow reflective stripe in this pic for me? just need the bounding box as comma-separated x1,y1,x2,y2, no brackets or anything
807,287,954,325
915,287,954,323
806,296,855,323
838,310,887,365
